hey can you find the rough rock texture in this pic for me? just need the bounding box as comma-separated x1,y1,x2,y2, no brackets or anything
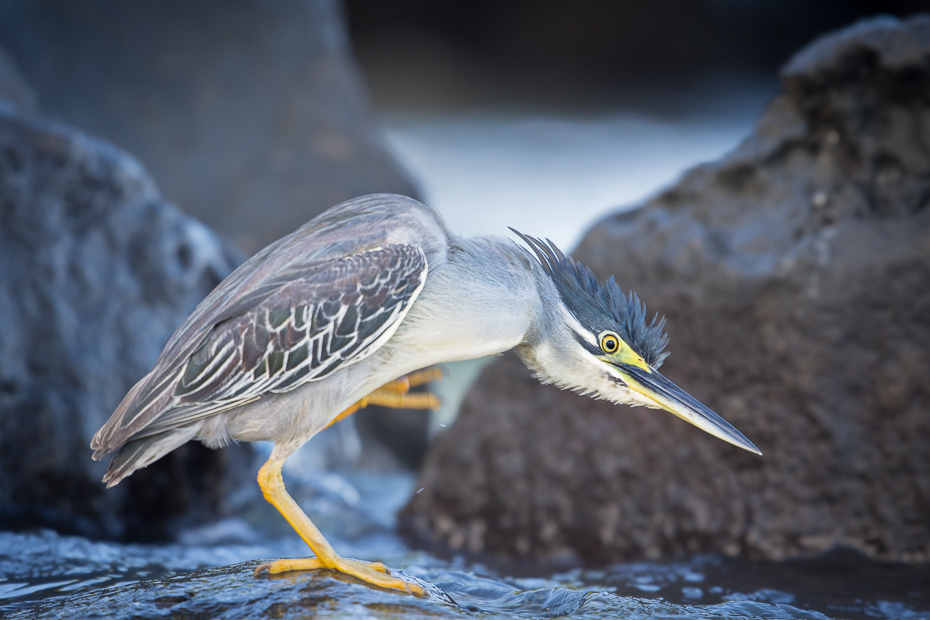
0,101,257,541
0,0,418,255
404,16,930,564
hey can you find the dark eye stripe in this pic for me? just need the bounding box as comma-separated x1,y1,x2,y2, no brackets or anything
574,331,602,355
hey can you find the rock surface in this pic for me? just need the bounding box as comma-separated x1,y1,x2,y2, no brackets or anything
0,99,256,540
0,0,418,255
6,531,891,620
403,15,930,563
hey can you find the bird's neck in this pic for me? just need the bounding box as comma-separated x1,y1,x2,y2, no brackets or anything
372,235,541,374
349,235,565,402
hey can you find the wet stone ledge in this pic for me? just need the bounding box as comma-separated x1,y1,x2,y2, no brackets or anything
1,530,926,619
1,558,862,620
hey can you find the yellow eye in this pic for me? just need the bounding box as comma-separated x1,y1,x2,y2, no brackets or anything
599,332,620,354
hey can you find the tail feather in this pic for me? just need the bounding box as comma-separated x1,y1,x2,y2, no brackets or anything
91,369,180,459
102,425,200,488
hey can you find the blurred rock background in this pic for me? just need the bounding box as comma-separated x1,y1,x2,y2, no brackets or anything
0,0,927,572
0,0,417,541
404,15,930,564
0,0,419,256
0,95,260,541
349,0,925,110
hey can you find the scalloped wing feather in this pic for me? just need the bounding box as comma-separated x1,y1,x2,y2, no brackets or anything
92,244,427,457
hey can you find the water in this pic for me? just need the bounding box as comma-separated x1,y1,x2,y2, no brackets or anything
1,471,927,619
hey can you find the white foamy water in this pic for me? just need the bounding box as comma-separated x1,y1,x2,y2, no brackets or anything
383,111,758,251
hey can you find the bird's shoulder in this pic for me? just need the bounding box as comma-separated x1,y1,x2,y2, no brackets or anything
92,195,444,455
155,194,448,388
120,244,427,439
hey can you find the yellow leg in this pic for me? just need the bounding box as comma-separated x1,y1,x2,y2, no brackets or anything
365,389,440,410
253,455,423,595
322,368,441,431
404,367,444,388
254,369,441,591
377,367,445,393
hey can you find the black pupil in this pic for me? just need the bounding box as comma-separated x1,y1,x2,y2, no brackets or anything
605,338,616,351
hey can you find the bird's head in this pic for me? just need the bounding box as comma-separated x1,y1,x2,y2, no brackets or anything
512,230,760,455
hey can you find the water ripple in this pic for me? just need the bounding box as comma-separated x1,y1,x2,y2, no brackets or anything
1,526,927,619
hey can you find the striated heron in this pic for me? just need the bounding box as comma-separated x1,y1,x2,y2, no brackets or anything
92,194,760,595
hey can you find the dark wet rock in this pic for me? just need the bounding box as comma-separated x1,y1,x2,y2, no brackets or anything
0,0,419,256
404,15,930,563
2,529,927,619
0,100,257,541
3,537,880,620
0,559,450,620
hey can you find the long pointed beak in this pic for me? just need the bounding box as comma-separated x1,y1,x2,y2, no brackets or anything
619,365,761,455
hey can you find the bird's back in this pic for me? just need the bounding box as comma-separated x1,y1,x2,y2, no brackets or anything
91,194,450,470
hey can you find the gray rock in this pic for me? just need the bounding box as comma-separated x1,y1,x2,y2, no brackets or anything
3,539,868,620
0,101,256,541
0,0,419,255
403,15,930,563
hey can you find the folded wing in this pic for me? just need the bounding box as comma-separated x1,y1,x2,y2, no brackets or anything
91,244,427,458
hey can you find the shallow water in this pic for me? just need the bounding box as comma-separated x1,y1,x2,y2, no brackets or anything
1,471,927,619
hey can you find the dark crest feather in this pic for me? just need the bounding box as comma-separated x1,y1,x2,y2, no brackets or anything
510,228,670,368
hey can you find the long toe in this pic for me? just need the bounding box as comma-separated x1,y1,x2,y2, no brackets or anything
254,557,324,576
342,558,388,573
335,557,424,596
254,556,423,596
